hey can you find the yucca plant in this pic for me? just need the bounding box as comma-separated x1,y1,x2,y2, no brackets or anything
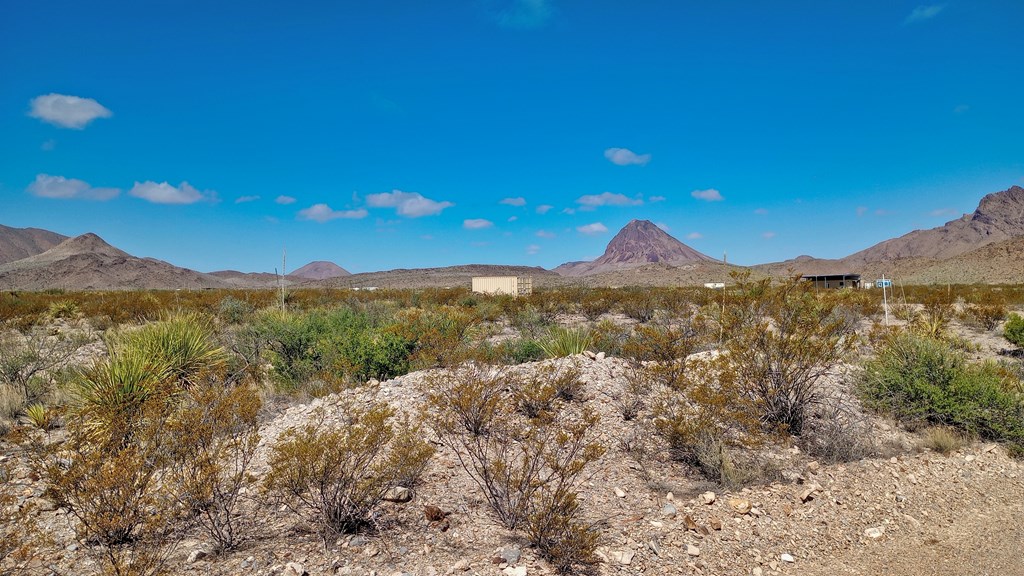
109,312,228,388
24,402,57,431
539,326,594,358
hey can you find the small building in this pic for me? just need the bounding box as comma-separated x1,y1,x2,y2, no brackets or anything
801,273,861,289
471,276,533,296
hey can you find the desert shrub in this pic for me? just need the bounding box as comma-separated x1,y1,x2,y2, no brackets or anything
589,318,628,356
524,488,599,574
622,314,708,386
860,332,1024,454
539,326,593,358
618,291,657,322
217,295,256,324
962,302,1007,331
920,426,966,455
0,326,90,408
504,338,546,364
428,364,506,436
514,376,557,421
548,362,585,402
510,305,550,340
1005,313,1024,348
44,385,182,576
391,305,477,369
799,393,874,463
166,381,262,551
579,297,612,322
264,403,433,537
653,354,761,478
608,363,654,421
723,278,857,435
47,299,80,320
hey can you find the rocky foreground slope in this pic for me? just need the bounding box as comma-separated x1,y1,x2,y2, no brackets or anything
5,353,1023,576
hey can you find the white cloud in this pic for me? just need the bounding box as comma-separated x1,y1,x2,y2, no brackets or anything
604,147,651,166
508,216,518,222
297,203,368,222
577,222,608,235
536,204,553,214
494,0,553,29
526,244,541,255
762,231,776,239
275,195,297,205
686,232,703,239
27,174,119,201
235,195,260,204
536,230,556,238
129,181,209,204
561,207,576,215
464,218,494,230
649,195,666,203
754,208,768,215
29,93,112,129
655,222,671,232
500,196,527,206
576,191,643,209
691,188,723,202
366,189,454,217
905,4,944,24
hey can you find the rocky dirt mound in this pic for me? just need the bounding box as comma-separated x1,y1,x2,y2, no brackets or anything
6,353,1023,576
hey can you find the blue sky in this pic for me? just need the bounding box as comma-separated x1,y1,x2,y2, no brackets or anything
2,1,1022,273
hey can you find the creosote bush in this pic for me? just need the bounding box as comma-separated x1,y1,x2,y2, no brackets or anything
860,332,1024,455
430,363,603,573
264,402,433,537
1005,313,1024,348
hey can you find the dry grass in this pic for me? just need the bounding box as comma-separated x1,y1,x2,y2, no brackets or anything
920,426,967,455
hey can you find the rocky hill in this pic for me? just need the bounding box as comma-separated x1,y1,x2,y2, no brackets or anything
0,224,67,265
756,185,1024,283
0,233,233,290
556,220,719,277
290,261,351,281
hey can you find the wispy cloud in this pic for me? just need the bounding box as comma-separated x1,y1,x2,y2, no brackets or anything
577,222,608,235
649,195,666,203
29,93,112,129
762,231,776,239
526,244,541,255
856,206,868,217
464,218,494,230
905,4,944,24
27,174,120,201
366,189,454,217
297,203,368,223
929,207,959,217
536,230,556,238
493,0,553,29
655,222,671,232
508,216,518,222
576,191,643,209
129,181,211,205
500,196,527,206
691,188,723,202
536,204,553,214
235,195,260,204
604,147,651,166
686,232,703,240
275,195,297,205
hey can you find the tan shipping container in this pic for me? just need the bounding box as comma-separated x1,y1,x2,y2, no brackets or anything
471,276,533,296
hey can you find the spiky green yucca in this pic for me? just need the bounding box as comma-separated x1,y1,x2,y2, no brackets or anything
108,312,228,388
539,326,594,358
24,402,56,431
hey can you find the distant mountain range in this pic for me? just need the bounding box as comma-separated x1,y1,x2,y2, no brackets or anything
3,184,1024,290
